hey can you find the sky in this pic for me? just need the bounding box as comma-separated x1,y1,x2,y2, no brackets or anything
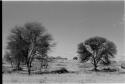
2,1,125,60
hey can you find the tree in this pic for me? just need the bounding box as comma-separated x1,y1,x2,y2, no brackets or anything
6,26,27,70
77,36,117,71
6,22,55,75
99,41,117,65
22,22,54,75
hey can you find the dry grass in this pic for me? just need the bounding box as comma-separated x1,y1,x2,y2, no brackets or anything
2,60,125,83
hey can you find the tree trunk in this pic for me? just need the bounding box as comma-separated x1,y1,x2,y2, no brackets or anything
11,61,13,68
28,68,31,75
93,63,98,71
27,42,34,75
28,63,31,75
28,67,31,75
92,51,98,71
16,62,21,70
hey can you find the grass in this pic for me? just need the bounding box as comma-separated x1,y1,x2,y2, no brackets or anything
3,71,125,83
2,60,125,83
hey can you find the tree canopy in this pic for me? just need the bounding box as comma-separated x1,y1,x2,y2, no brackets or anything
77,36,117,71
5,22,55,74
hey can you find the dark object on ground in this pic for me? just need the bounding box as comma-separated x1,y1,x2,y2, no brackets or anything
51,68,69,74
121,63,125,69
73,57,78,60
35,68,76,75
89,67,117,72
101,68,117,72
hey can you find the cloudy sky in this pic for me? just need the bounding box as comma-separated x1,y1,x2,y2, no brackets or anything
2,1,124,60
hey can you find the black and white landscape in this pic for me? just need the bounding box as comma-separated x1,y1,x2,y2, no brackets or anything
2,1,125,83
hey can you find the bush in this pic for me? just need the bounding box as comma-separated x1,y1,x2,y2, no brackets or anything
101,68,117,72
121,63,125,69
51,67,69,74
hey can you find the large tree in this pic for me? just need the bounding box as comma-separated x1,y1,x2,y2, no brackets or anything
6,26,27,70
5,22,54,74
77,36,117,71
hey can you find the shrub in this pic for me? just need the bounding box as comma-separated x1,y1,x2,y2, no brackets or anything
51,67,69,74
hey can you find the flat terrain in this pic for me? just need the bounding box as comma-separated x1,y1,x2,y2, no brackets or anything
3,71,125,84
3,60,125,84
